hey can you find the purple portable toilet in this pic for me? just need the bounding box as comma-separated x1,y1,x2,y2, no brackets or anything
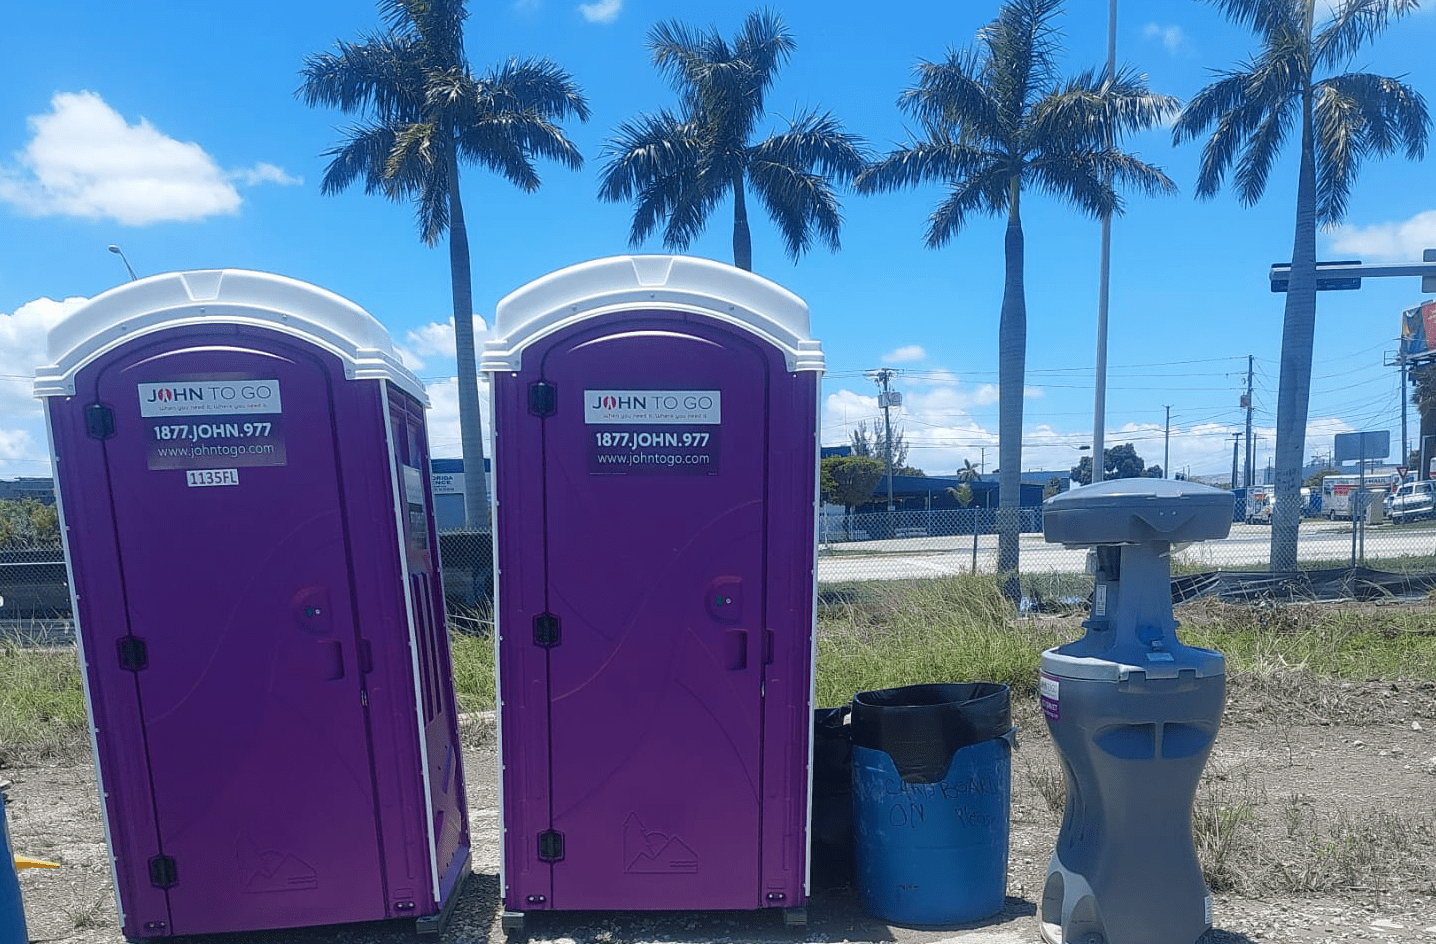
34,270,469,939
482,256,823,932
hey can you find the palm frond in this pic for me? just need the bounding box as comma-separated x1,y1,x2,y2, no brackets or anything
297,33,425,119
1172,69,1254,143
597,112,700,202
1314,72,1430,221
753,110,870,184
318,123,402,197
1314,0,1421,70
1036,66,1180,149
898,51,1001,143
475,57,593,123
1201,0,1302,45
648,18,716,94
979,0,1064,126
1024,151,1113,218
732,8,796,92
747,160,843,259
660,175,724,251
924,167,1012,248
855,139,993,195
1234,101,1293,207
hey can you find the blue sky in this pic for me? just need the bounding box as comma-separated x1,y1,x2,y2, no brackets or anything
2,0,1433,483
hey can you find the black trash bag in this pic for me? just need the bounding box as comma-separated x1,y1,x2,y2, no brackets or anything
809,705,855,892
850,682,1011,784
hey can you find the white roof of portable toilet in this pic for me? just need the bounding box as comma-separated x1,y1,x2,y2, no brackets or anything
481,255,824,373
34,269,426,403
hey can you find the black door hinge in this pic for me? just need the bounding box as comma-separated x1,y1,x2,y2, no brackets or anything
538,830,565,862
148,854,178,888
533,613,561,648
118,636,148,672
85,403,116,440
528,381,557,417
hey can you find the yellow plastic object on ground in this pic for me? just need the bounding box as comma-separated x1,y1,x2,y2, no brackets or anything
13,856,58,871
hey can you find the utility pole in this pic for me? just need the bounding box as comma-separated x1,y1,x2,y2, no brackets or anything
1231,433,1241,489
1163,405,1172,479
1243,355,1255,488
870,369,899,512
1090,0,1119,487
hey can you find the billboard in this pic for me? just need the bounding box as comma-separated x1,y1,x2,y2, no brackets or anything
1400,299,1436,359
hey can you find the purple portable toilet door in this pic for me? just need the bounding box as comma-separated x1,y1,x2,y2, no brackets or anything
501,311,796,912
81,329,385,935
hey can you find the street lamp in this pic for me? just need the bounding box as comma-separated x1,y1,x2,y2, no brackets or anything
107,244,138,281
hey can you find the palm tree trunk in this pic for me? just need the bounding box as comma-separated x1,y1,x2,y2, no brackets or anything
732,169,753,271
1269,88,1319,573
996,182,1027,602
446,146,492,531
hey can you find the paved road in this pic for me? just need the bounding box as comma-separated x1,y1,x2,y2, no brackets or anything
816,519,1436,582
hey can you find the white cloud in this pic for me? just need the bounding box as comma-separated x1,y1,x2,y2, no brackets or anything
578,0,621,23
1142,22,1189,56
394,315,491,373
230,162,302,187
883,344,926,364
0,91,296,225
419,374,493,463
1327,209,1436,263
0,295,90,477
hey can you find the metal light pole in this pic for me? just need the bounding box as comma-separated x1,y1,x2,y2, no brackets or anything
107,245,138,281
1090,0,1117,484
1163,404,1172,479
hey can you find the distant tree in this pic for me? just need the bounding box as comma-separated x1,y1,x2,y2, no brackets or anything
0,499,60,549
850,420,912,471
956,458,981,483
1070,443,1161,485
1043,476,1065,499
1172,0,1428,571
821,456,886,513
947,483,975,507
597,9,869,271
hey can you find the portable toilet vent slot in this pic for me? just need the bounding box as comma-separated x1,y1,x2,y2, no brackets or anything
36,269,470,939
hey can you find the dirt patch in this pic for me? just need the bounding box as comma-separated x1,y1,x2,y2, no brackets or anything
7,680,1436,944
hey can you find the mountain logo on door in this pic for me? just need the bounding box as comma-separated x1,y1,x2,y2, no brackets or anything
622,813,698,873
237,834,318,892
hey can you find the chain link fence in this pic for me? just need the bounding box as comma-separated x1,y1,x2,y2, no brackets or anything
817,505,1436,588
9,502,1436,626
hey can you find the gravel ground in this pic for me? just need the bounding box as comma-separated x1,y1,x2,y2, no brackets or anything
8,684,1436,944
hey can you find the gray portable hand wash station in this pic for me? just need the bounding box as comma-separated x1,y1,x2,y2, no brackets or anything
1038,478,1233,944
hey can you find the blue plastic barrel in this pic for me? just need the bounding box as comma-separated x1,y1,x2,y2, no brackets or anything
1,783,29,943
851,683,1014,926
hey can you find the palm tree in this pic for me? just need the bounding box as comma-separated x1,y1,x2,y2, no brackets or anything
298,0,590,529
597,9,869,272
1172,0,1427,572
957,458,981,484
856,0,1177,599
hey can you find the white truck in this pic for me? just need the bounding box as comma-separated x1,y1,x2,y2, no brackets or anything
1320,474,1391,520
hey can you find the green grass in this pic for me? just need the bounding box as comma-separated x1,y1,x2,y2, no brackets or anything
4,576,1436,764
450,629,497,715
814,574,1072,707
0,637,88,766
1177,600,1436,681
